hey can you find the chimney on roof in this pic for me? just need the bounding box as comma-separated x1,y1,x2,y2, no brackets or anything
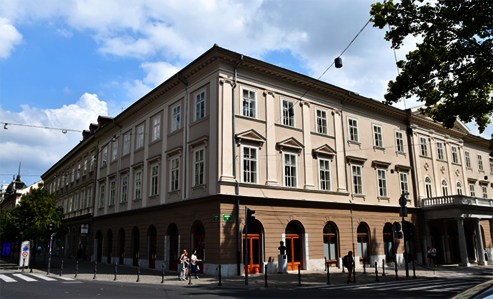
82,130,91,140
89,123,98,133
97,116,113,129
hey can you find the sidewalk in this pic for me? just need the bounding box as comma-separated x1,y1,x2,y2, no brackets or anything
1,257,492,289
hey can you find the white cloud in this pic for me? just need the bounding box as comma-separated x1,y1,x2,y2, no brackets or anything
0,93,108,186
0,17,22,58
57,28,73,38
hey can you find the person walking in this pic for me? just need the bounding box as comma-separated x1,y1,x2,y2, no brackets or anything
345,251,354,284
179,250,189,281
190,250,200,279
426,246,432,266
431,246,437,267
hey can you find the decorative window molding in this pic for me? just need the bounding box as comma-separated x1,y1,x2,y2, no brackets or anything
276,137,304,154
346,155,368,165
235,129,266,149
372,160,391,169
166,146,183,159
312,144,336,159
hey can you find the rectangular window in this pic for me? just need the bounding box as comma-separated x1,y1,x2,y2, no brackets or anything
490,158,493,173
109,180,115,205
90,155,95,171
395,131,404,152
69,195,73,212
242,89,256,118
352,165,363,195
87,187,92,207
452,146,459,164
135,171,142,199
437,142,444,160
170,158,179,191
242,147,257,183
348,118,359,142
80,190,86,209
74,193,79,211
470,183,476,197
399,173,409,199
172,105,181,132
420,137,428,156
282,99,295,127
284,153,297,187
71,168,75,182
137,125,144,149
123,134,130,155
319,158,331,191
102,147,108,166
99,184,105,208
77,164,81,179
112,139,118,161
83,160,87,176
478,154,484,171
151,165,159,196
482,185,488,198
316,109,328,135
152,115,161,141
373,125,383,147
465,151,471,168
377,169,387,197
121,176,128,203
195,91,205,121
194,149,205,186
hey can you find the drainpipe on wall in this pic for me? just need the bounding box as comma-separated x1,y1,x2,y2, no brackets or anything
176,74,189,200
340,91,351,192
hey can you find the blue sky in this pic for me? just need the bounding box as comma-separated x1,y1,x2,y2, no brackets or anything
0,0,491,187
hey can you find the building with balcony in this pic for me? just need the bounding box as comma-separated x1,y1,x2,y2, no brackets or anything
41,45,492,275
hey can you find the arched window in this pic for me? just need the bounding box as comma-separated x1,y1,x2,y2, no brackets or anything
323,222,338,266
456,181,463,195
285,221,304,271
442,179,448,196
357,224,370,264
383,223,394,262
425,176,433,198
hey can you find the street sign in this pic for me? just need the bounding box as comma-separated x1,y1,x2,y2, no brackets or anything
81,224,89,236
222,214,232,222
399,195,408,207
213,214,220,222
18,240,30,267
393,221,401,232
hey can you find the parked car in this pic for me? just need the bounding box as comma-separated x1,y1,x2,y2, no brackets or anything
450,279,493,299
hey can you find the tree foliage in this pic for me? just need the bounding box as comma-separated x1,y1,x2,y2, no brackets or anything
370,0,492,133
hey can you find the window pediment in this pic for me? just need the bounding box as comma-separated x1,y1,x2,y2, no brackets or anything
395,164,411,172
166,146,183,159
312,144,336,158
236,129,266,148
467,177,478,183
277,137,304,154
346,155,367,165
372,160,392,168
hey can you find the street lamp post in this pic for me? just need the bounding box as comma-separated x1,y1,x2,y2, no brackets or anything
350,199,356,282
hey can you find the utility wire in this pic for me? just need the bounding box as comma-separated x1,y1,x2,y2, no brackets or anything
0,122,82,133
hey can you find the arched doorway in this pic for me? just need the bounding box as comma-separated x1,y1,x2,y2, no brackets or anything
323,222,339,267
95,230,103,263
383,223,394,263
192,222,205,274
357,223,370,265
243,220,263,274
285,221,304,271
106,229,113,264
131,227,140,267
148,226,157,269
167,223,179,271
118,228,125,265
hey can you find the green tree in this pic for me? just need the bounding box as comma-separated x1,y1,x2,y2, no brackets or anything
370,0,492,133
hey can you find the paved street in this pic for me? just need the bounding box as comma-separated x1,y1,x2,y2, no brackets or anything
1,257,493,298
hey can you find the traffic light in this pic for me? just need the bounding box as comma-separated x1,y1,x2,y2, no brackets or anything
403,220,414,240
246,208,255,223
46,222,54,237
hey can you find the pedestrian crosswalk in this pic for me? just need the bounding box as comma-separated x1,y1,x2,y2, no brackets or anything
322,277,490,294
0,273,77,283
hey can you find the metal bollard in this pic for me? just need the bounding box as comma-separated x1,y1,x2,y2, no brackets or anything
60,259,63,276
297,264,302,287
326,262,331,285
375,261,379,282
75,260,78,278
93,262,97,279
352,261,356,283
413,261,416,279
363,260,367,274
136,262,140,282
22,259,25,272
188,263,192,286
395,261,399,280
114,262,117,281
218,264,222,286
342,261,345,273
161,263,165,283
30,257,33,273
264,264,268,287
381,259,385,275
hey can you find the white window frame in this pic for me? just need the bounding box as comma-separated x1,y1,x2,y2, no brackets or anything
490,158,493,174
83,160,87,176
451,146,459,164
283,153,297,188
373,125,383,148
123,134,131,156
241,87,257,118
399,172,409,199
69,195,73,212
465,151,471,168
441,179,448,196
377,169,388,197
109,180,116,205
90,154,95,172
318,158,331,191
436,141,444,160
135,171,142,200
77,163,81,179
136,125,144,149
194,148,205,186
469,183,476,197
71,168,75,182
425,176,433,198
482,185,488,198
87,187,92,207
81,189,86,209
112,139,118,161
420,137,428,157
348,118,359,142
242,146,258,184
172,104,181,132
74,193,79,211
150,165,159,196
316,108,328,135
99,184,105,208
478,154,484,171
121,176,128,203
152,115,161,141
395,131,404,153
456,181,463,195
195,91,206,121
351,164,363,195
102,147,108,167
170,157,180,191
281,98,295,127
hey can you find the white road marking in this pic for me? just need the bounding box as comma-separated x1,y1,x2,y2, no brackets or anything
57,276,75,281
29,274,57,281
12,274,37,282
0,274,17,283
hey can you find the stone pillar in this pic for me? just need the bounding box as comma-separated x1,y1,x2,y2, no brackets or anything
264,91,279,186
219,79,235,182
474,219,487,265
301,101,315,189
442,220,451,263
456,217,470,267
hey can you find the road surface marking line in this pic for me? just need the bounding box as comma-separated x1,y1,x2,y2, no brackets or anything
57,276,75,281
0,274,17,283
12,274,37,282
29,274,57,281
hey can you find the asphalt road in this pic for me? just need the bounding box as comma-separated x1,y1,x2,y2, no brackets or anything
1,272,492,299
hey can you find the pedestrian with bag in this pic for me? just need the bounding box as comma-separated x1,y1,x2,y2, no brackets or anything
190,249,201,279
431,246,437,267
179,250,189,281
344,251,354,284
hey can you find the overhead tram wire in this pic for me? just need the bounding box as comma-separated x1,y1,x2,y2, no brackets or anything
388,24,407,110
1,122,82,133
